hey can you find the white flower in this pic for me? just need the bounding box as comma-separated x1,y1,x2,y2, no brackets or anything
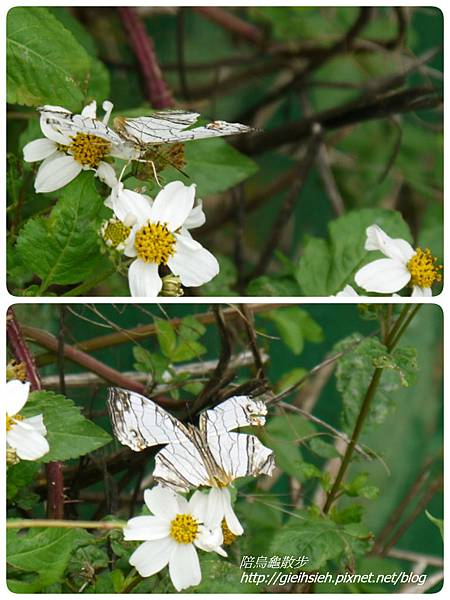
354,225,442,296
105,180,219,297
6,380,49,461
124,486,226,591
23,100,133,193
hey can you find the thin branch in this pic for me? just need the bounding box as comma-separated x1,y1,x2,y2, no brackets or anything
117,7,174,108
244,129,322,282
7,519,125,530
193,7,265,46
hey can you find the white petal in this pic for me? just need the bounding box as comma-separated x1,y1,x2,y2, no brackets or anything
334,284,359,297
35,154,82,193
194,524,226,555
24,414,47,436
112,188,153,224
188,490,208,521
412,285,432,297
23,138,58,162
365,225,415,263
204,488,225,529
81,101,97,118
128,260,162,297
184,200,206,230
39,114,72,145
355,258,411,294
150,181,196,231
144,486,179,520
168,234,219,287
102,100,114,125
6,380,30,415
123,515,170,541
129,538,173,578
7,420,49,460
169,544,201,591
222,488,244,535
96,162,118,189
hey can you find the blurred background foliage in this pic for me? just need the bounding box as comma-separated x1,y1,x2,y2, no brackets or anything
6,6,443,296
7,302,443,592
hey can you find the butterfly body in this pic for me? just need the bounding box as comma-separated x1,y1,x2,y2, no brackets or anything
107,387,274,492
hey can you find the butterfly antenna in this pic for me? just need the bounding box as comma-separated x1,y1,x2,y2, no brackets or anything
150,159,163,187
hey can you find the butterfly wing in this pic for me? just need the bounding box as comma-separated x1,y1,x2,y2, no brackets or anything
153,437,210,492
206,431,275,480
106,387,191,452
199,395,268,435
115,110,253,146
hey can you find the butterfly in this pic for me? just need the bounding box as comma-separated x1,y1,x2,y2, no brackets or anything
113,109,253,156
107,387,275,492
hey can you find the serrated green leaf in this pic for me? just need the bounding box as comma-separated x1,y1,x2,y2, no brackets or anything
334,334,419,433
7,461,41,501
7,7,92,109
7,526,93,591
296,208,413,296
192,554,258,593
160,137,258,196
269,511,372,571
15,173,107,292
22,390,111,461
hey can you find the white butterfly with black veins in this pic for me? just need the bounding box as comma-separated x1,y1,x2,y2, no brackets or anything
113,109,253,155
38,105,253,161
107,387,275,492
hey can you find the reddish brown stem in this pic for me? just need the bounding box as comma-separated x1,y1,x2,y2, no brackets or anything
7,307,64,520
193,7,265,46
118,7,174,109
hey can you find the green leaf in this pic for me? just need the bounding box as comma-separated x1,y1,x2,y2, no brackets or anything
7,461,41,501
192,554,258,592
334,334,419,433
7,526,93,592
262,307,323,355
246,274,302,296
269,511,372,571
22,390,111,462
15,173,107,292
7,7,93,110
276,367,307,393
154,317,177,358
260,414,315,480
160,137,258,196
344,473,379,500
308,436,341,459
295,208,413,296
425,510,443,540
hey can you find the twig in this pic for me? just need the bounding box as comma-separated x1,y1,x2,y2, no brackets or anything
278,402,371,460
7,519,125,530
193,7,265,46
117,7,174,108
6,308,65,520
244,130,322,282
237,86,441,155
40,350,268,390
240,305,266,378
32,304,284,363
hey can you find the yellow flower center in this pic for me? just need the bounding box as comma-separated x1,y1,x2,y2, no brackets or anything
221,519,236,545
6,414,23,432
407,248,442,289
68,133,111,168
6,360,27,382
134,221,176,265
101,219,131,249
169,513,199,544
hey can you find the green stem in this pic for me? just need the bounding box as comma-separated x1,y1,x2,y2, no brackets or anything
323,303,421,514
7,519,125,529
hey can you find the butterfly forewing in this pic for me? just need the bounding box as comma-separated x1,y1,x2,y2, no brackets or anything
106,387,192,452
114,109,254,148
